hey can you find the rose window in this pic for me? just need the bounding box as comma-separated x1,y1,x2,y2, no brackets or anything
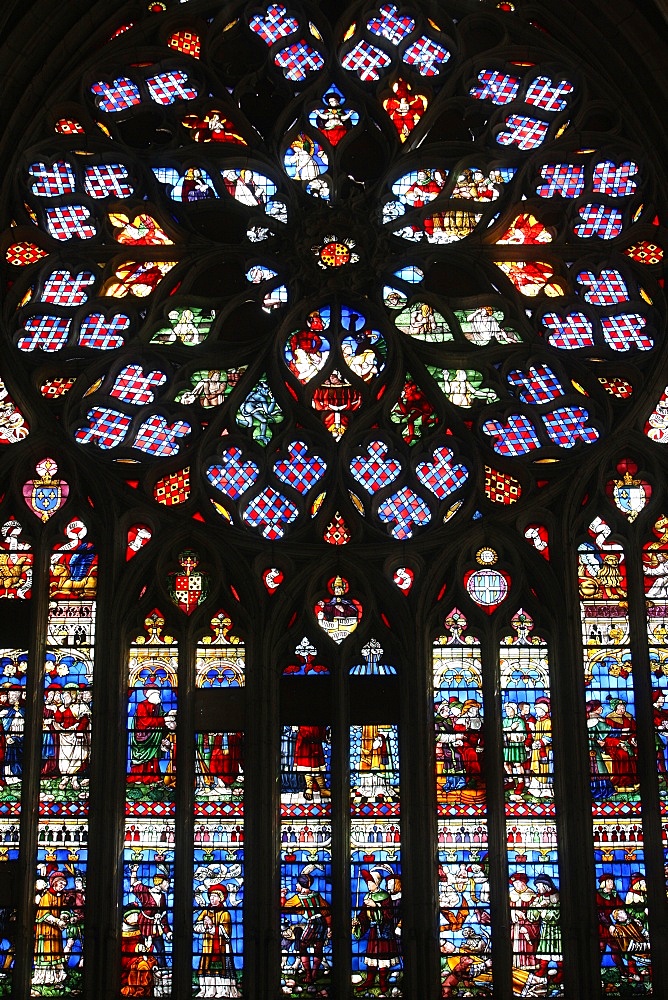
2,0,665,545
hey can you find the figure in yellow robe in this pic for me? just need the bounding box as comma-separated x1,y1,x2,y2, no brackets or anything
528,699,553,797
193,885,240,997
358,726,395,799
33,871,69,986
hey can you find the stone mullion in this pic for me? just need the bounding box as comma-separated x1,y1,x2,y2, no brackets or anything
83,522,126,1000
173,637,196,1000
244,617,274,999
398,622,437,999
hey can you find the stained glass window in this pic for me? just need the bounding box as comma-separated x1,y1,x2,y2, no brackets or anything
34,519,95,997
434,611,492,994
500,612,562,992
578,519,650,988
280,722,332,995
350,724,401,995
122,611,178,995
0,1,666,998
0,518,31,992
193,729,244,997
644,516,668,909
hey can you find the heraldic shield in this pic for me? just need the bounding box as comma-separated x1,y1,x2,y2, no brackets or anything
168,549,210,616
22,458,69,523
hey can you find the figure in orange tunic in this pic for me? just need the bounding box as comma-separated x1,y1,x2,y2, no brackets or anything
121,942,157,997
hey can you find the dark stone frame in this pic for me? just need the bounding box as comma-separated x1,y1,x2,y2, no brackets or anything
0,2,666,998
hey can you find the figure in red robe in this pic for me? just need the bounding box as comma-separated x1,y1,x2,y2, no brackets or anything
293,726,330,800
596,873,625,972
382,79,427,142
603,699,638,792
210,731,243,787
182,110,245,145
128,688,170,783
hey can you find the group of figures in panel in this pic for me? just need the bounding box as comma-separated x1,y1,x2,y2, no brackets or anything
434,609,563,998
120,619,246,1000
578,514,653,994
0,0,665,998
30,520,97,997
280,722,402,997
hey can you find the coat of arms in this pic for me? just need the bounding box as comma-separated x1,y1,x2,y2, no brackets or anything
22,458,69,523
167,550,209,616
